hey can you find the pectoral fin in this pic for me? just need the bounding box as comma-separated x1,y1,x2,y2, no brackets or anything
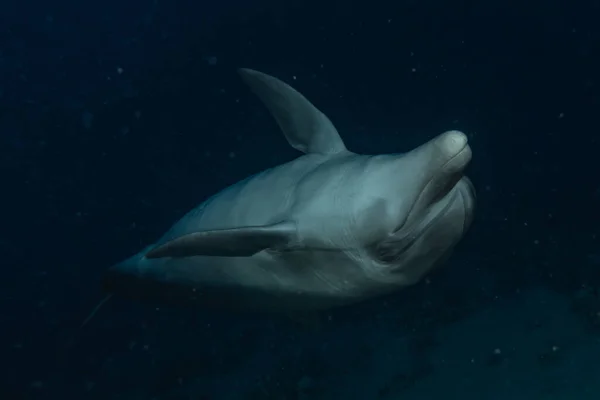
145,221,296,259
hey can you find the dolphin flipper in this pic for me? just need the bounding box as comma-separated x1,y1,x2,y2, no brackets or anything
146,221,297,258
238,68,347,156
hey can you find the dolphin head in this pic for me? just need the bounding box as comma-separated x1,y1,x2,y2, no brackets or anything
368,130,475,284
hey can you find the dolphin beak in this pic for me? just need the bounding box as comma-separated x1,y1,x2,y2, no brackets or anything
402,130,472,227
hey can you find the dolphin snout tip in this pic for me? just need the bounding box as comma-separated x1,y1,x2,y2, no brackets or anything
440,130,468,155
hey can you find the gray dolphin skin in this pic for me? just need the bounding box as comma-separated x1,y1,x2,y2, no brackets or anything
104,68,476,313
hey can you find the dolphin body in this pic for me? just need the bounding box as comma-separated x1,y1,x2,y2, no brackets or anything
105,68,475,313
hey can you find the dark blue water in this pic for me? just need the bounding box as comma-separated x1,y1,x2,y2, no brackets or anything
2,0,599,399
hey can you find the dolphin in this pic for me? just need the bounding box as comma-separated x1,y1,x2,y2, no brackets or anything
104,68,475,313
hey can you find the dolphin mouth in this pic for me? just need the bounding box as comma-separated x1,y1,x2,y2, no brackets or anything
457,177,476,231
402,142,472,230
388,176,472,256
429,144,471,202
409,186,461,239
376,175,475,265
424,176,474,231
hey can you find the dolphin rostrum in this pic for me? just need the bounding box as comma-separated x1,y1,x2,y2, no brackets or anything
104,68,476,313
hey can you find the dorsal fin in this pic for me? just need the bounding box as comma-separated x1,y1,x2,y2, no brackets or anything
239,68,347,155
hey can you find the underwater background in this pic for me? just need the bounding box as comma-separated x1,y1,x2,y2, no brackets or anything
2,0,600,399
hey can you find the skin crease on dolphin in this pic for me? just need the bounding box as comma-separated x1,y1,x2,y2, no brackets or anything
100,68,476,314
